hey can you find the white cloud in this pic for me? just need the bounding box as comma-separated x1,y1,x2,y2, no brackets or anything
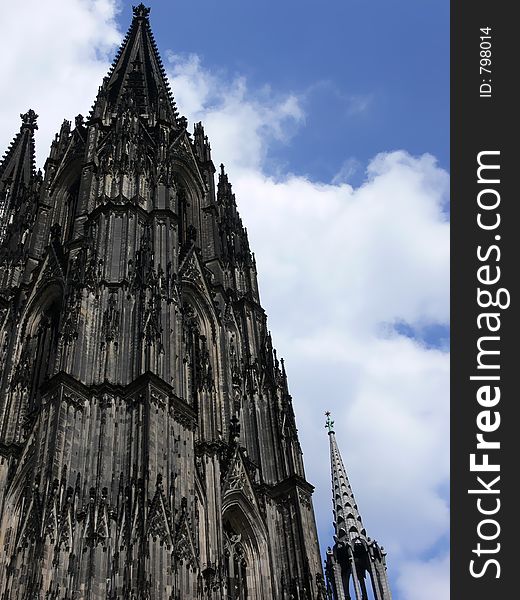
332,157,361,184
1,0,121,166
397,554,450,600
167,52,304,172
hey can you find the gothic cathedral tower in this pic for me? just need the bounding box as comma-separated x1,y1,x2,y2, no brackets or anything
0,5,325,599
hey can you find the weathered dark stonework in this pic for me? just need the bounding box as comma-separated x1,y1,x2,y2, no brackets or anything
0,5,325,599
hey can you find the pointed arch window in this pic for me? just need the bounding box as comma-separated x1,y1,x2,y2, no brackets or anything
29,304,60,409
64,178,80,241
7,295,61,443
224,522,248,600
181,302,200,407
181,301,214,409
18,293,61,405
178,184,189,248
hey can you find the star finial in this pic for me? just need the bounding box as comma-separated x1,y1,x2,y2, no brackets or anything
325,411,335,434
132,3,151,18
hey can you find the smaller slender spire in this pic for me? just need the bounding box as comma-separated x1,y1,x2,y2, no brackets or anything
280,357,288,385
0,110,38,181
218,163,233,199
325,412,393,600
0,111,39,245
326,412,366,544
216,164,254,269
193,122,212,163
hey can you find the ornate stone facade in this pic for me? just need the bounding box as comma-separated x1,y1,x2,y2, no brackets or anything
0,5,324,599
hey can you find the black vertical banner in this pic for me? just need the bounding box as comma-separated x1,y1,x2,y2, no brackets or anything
452,2,517,599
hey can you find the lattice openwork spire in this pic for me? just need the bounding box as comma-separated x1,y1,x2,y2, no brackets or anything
326,412,367,543
325,412,392,600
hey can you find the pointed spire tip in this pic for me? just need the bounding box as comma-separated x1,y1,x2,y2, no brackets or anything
96,3,179,123
20,109,38,131
132,3,151,18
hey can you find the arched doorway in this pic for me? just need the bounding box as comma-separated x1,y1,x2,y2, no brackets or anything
222,495,273,600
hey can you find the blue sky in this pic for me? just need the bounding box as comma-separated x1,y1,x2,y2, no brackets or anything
133,0,449,186
1,1,449,598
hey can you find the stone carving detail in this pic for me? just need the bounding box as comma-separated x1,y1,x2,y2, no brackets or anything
83,248,103,297
222,301,234,327
298,488,312,510
128,228,164,350
133,3,151,19
56,476,81,557
197,335,213,391
78,486,112,549
10,336,32,392
42,479,60,545
0,305,8,329
142,293,163,349
182,253,203,290
173,497,198,568
147,474,173,547
227,463,248,494
164,261,180,305
229,338,243,413
223,529,245,560
245,358,260,396
18,481,43,547
101,290,120,345
223,524,248,600
61,289,81,345
316,572,328,599
128,227,155,294
20,109,39,129
201,561,221,596
222,447,257,509
181,303,214,403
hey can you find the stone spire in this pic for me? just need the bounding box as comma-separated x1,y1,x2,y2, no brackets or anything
0,110,40,255
91,3,179,124
325,412,392,600
0,110,38,197
326,411,367,545
216,164,252,265
214,163,260,301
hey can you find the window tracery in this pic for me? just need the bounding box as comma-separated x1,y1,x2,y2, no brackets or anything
224,522,248,600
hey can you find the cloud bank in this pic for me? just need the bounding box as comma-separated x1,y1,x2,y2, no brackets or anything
1,0,121,165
